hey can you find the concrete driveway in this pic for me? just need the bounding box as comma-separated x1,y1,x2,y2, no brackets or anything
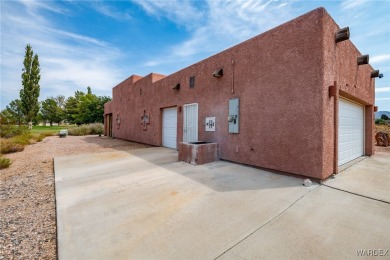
54,148,390,259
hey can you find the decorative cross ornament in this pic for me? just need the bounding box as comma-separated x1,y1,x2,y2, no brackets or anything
141,110,150,130
116,114,121,129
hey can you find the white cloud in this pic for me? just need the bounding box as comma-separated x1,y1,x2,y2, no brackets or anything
341,0,369,10
376,98,390,101
144,60,162,67
370,54,390,64
0,0,123,108
44,27,110,47
278,3,287,8
135,0,294,66
375,87,390,93
92,2,132,21
131,0,205,29
20,0,69,15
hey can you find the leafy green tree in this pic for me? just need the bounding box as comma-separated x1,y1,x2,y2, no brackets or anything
41,98,64,126
54,95,66,110
0,109,14,125
65,91,84,125
96,96,111,122
78,93,99,123
78,89,111,124
381,114,389,120
20,44,41,129
65,88,111,125
4,99,25,125
64,96,79,124
33,112,44,126
0,109,29,138
77,93,95,124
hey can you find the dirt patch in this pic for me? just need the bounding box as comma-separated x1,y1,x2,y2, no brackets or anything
0,135,149,259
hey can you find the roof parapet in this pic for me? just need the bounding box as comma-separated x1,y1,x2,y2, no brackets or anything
145,73,166,83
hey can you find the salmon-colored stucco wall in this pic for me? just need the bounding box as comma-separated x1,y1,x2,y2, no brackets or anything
104,8,375,180
321,10,375,179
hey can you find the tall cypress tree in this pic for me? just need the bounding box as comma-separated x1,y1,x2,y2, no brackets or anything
20,44,41,129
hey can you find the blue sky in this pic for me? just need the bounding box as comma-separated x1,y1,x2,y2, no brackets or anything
1,0,389,111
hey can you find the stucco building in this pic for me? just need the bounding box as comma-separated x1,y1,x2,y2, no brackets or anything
104,8,379,180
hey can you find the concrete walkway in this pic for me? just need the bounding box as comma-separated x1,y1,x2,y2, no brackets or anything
324,152,390,203
54,148,390,259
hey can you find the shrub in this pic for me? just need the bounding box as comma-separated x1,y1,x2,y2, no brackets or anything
67,126,87,136
67,123,103,136
0,138,25,154
375,119,386,125
12,132,33,145
34,132,53,142
0,131,53,154
88,123,104,135
0,125,29,138
0,156,11,169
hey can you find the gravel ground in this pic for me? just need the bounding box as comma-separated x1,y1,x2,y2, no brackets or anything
0,135,149,259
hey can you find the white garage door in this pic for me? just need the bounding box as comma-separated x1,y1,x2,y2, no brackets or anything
338,99,364,166
162,107,177,149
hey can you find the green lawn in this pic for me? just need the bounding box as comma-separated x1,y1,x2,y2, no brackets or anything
30,125,77,134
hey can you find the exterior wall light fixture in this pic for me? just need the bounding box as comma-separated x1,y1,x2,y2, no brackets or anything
172,83,180,90
213,68,223,78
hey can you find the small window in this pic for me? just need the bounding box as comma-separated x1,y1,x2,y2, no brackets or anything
189,76,195,88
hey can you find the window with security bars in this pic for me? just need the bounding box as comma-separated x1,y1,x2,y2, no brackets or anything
189,76,195,88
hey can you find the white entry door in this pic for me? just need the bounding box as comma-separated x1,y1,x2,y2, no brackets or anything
338,98,364,166
162,107,177,149
183,103,198,142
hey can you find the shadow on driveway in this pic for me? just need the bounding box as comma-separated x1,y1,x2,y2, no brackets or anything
54,147,390,259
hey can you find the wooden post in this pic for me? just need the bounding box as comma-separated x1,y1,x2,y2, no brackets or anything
371,70,380,78
335,27,350,43
357,55,369,65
